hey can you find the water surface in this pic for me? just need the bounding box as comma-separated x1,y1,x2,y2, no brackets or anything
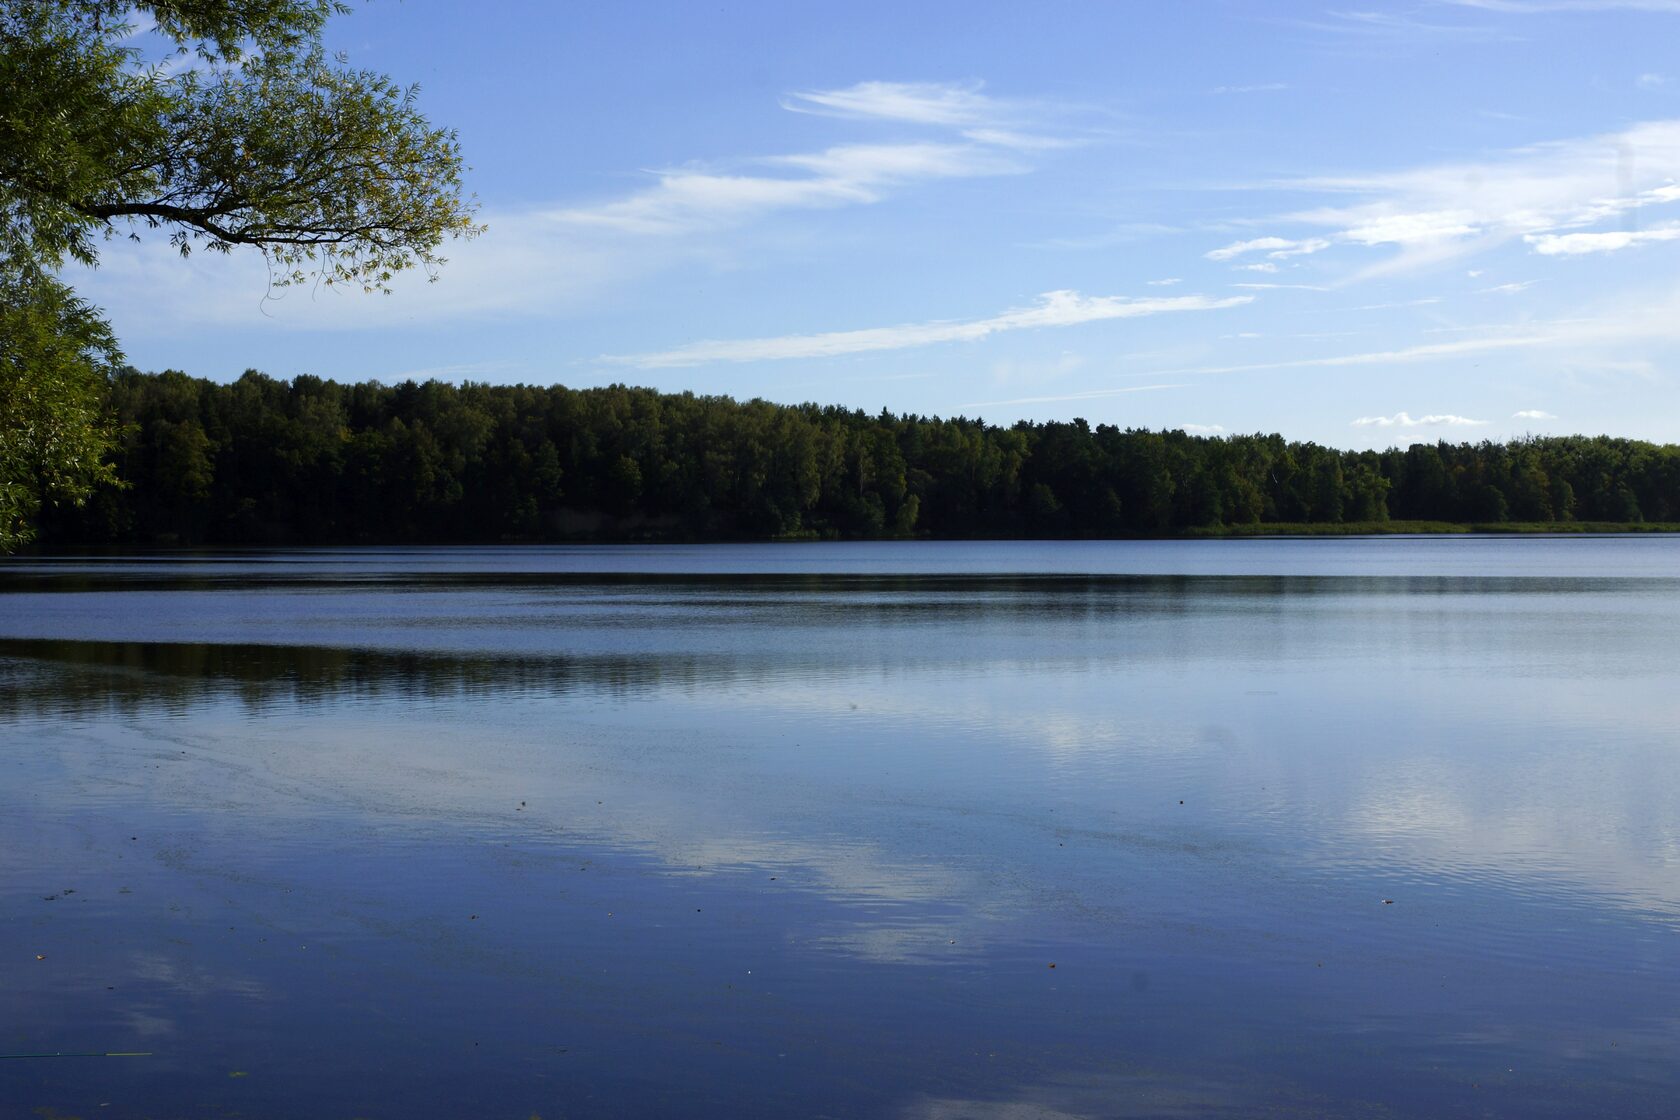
4,539,1678,1118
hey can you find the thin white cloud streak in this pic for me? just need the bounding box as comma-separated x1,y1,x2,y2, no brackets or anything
781,80,1089,152
961,384,1186,409
606,291,1253,369
1527,222,1680,253
782,80,1001,125
1352,412,1490,428
1209,82,1289,94
1180,423,1227,433
556,80,1086,236
1146,277,1183,286
1220,120,1680,276
555,142,1023,234
1515,409,1559,418
1480,280,1537,292
1205,236,1331,261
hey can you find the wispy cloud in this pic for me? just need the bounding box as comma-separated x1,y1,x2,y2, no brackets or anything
1209,82,1289,94
1146,277,1183,286
555,142,1023,234
1352,411,1490,428
1526,221,1680,253
1480,280,1537,293
1205,236,1332,261
782,80,1091,151
1514,408,1559,418
1219,121,1680,276
555,81,1086,236
1180,423,1227,433
607,291,1251,368
782,80,1002,126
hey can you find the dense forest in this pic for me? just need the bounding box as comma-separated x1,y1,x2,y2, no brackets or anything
36,369,1680,545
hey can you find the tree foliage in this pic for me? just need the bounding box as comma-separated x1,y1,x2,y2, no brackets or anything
0,0,478,549
2,0,478,287
0,267,120,549
40,370,1680,546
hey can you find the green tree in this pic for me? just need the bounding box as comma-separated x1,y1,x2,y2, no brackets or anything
0,267,120,549
1,0,478,548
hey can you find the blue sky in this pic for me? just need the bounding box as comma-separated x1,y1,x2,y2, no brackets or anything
72,0,1680,446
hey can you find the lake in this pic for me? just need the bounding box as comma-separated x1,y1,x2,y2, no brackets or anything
3,539,1678,1118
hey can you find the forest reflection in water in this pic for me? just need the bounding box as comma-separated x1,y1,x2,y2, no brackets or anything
3,542,1679,1119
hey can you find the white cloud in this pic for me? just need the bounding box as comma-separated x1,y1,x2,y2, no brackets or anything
1205,236,1331,261
1146,277,1183,286
1526,221,1680,254
1514,409,1559,418
1337,210,1480,245
780,80,1090,153
782,80,998,126
1223,120,1680,276
1270,237,1335,258
1639,73,1670,90
1352,411,1490,428
1237,262,1280,273
556,142,1023,235
1180,423,1227,433
1209,82,1289,94
555,80,1092,237
606,291,1252,368
1480,280,1537,293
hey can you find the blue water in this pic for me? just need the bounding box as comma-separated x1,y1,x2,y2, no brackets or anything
3,539,1678,1118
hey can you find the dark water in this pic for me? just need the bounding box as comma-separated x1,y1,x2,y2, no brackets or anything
3,539,1678,1119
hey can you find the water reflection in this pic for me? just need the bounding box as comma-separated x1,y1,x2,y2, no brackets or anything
0,637,733,717
4,543,1680,1118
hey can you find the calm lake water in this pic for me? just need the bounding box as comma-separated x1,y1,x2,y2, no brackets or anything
3,539,1678,1118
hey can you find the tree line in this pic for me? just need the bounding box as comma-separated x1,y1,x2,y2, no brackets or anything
32,369,1680,545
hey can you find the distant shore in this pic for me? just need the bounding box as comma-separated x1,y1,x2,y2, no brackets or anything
1181,520,1680,537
